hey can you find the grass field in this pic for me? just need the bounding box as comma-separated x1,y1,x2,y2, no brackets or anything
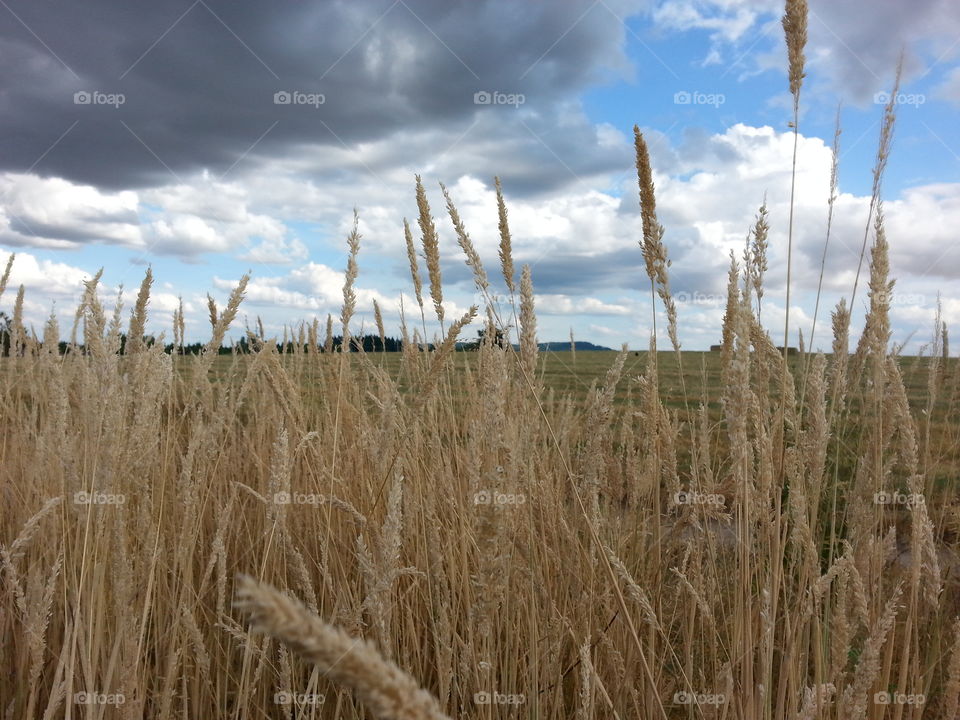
4,326,960,719
206,348,959,473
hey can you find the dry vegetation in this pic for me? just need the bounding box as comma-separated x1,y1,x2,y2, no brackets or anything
3,1,960,717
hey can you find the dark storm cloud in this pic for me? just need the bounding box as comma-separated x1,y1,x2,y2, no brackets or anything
431,243,639,294
518,247,646,294
809,0,960,101
0,0,645,190
437,241,725,298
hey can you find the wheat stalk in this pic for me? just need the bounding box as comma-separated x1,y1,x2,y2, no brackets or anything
440,182,489,294
0,252,14,302
415,176,444,327
235,575,451,720
341,209,361,350
494,177,515,294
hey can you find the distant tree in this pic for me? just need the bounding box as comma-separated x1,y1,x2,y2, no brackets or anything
0,311,9,357
479,327,508,348
462,326,508,351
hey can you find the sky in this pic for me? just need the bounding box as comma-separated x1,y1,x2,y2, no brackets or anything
0,0,958,352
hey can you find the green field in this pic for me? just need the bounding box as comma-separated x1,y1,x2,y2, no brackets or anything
199,347,960,480
205,346,957,413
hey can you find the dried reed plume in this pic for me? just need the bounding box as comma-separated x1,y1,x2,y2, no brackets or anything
415,176,444,326
235,575,451,720
633,126,679,352
782,0,808,101
851,58,902,311
495,177,515,293
806,105,842,366
519,264,538,379
374,299,386,351
779,0,808,483
173,295,185,353
341,209,361,349
403,218,425,319
0,252,15,302
440,182,489,293
748,200,770,319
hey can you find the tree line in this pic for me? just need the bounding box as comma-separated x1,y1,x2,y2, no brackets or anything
0,313,516,356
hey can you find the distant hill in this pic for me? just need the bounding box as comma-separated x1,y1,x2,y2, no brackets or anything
539,341,612,351
456,340,614,351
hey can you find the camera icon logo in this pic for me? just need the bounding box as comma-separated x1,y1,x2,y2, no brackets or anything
274,91,292,105
74,91,92,105
873,91,890,105
474,91,492,105
674,90,691,105
274,491,291,505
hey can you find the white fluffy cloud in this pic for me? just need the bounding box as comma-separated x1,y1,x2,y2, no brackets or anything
141,175,308,263
0,171,310,264
1,120,957,351
0,174,140,249
0,248,92,298
651,0,960,101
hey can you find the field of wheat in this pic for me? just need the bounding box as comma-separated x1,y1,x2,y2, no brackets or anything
3,1,960,718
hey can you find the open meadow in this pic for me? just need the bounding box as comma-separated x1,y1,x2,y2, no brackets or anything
2,272,960,718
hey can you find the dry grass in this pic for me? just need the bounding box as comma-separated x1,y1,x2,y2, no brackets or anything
3,3,960,717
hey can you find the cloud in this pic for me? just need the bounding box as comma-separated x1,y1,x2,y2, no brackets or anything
416,123,959,348
0,174,140,249
0,248,92,298
536,294,635,316
1,98,956,350
141,175,311,262
652,0,772,45
650,0,960,102
0,0,646,189
0,171,313,263
934,66,960,105
214,262,404,317
239,236,308,265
